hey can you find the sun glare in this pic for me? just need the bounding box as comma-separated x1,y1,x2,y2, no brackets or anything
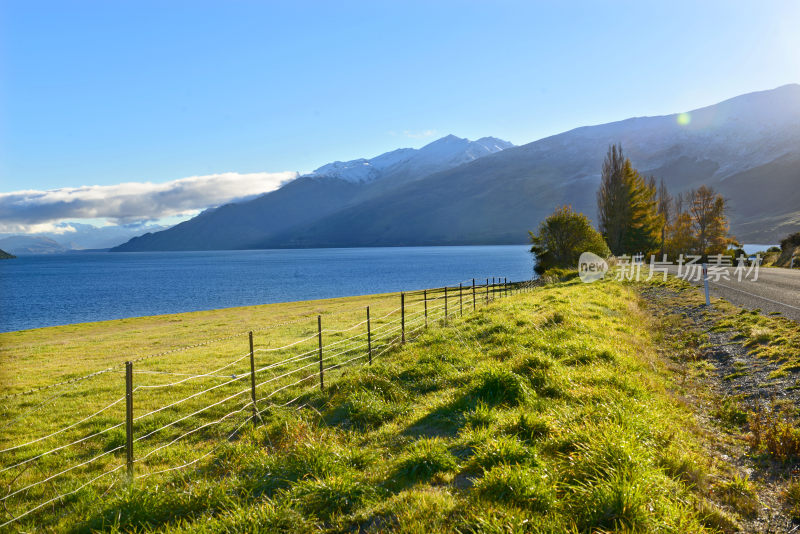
677,112,691,126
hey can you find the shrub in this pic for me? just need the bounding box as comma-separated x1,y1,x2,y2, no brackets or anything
784,478,800,519
530,205,610,275
748,409,800,460
780,232,800,250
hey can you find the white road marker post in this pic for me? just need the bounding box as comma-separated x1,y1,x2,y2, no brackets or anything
702,262,711,307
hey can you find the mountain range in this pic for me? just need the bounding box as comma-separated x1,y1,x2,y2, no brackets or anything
0,223,166,255
113,84,800,251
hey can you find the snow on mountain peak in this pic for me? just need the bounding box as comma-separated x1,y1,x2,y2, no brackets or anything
307,135,514,184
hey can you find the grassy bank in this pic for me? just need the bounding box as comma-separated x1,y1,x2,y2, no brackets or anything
2,278,738,531
0,284,494,530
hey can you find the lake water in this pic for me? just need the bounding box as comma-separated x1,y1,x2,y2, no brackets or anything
0,246,534,332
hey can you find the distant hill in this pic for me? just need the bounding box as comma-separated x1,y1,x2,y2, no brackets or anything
113,84,800,251
0,235,68,255
0,248,15,259
0,223,167,254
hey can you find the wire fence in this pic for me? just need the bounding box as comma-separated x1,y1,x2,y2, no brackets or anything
0,276,536,529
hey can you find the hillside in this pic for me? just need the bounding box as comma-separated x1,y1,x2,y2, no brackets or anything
113,136,513,252
0,248,15,259
113,84,800,252
0,279,755,531
261,85,800,248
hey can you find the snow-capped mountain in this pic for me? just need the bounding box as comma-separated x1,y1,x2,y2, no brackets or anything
306,135,514,184
113,135,514,251
113,84,800,252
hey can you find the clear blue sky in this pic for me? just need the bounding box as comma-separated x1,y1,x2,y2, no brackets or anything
2,0,799,191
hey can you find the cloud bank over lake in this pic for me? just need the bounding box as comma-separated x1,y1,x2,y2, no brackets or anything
0,171,298,233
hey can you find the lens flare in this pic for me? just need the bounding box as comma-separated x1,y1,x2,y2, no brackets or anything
677,112,691,125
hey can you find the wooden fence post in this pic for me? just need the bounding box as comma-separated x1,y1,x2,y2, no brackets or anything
459,283,463,316
472,278,476,311
444,286,448,325
249,331,258,420
367,306,372,365
317,315,324,390
125,361,134,482
424,289,428,328
505,277,508,297
485,278,489,304
401,292,405,344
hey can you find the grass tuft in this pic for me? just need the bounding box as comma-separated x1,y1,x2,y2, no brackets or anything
468,367,527,407
473,464,554,512
390,438,458,487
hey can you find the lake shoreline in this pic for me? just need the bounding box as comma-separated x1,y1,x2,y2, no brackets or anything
0,245,535,332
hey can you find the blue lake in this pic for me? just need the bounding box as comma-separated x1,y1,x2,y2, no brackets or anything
0,246,534,332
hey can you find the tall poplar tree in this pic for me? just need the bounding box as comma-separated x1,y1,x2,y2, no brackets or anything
620,161,661,254
597,144,661,255
597,144,628,255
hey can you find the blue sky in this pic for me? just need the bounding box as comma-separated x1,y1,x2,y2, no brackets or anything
1,0,799,233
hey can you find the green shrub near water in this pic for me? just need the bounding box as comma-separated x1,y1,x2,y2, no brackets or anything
529,205,610,274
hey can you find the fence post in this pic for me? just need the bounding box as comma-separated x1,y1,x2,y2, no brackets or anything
317,315,324,390
249,331,258,421
472,278,476,311
401,292,405,344
444,286,448,325
485,278,489,304
424,289,428,328
492,277,495,300
367,306,372,365
459,283,463,316
505,277,508,297
125,361,134,482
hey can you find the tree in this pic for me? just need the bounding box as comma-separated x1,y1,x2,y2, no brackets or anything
665,192,694,257
657,178,672,256
530,205,610,274
597,145,661,255
620,162,661,254
664,187,731,258
689,186,729,256
597,144,628,255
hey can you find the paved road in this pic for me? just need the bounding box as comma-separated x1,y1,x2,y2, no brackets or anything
664,266,800,322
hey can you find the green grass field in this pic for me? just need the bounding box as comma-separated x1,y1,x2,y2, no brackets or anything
0,278,749,531
0,283,502,531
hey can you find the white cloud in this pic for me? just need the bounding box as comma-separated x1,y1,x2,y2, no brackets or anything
0,171,298,233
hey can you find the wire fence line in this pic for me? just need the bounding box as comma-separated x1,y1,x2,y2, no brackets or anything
0,276,535,529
